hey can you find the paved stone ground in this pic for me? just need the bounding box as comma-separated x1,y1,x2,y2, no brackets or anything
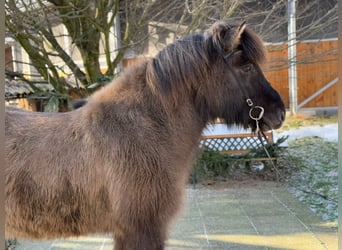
11,182,337,250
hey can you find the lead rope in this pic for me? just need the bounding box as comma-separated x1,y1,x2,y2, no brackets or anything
248,102,280,182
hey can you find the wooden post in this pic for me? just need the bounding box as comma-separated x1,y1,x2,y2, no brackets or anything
337,0,342,247
288,0,297,115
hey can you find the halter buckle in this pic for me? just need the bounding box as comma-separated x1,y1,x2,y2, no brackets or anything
246,98,254,107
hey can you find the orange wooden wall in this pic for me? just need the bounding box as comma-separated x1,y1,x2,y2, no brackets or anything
123,40,338,109
264,40,338,109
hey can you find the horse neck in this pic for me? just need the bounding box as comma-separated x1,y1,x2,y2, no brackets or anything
156,100,205,170
94,61,206,149
170,104,205,136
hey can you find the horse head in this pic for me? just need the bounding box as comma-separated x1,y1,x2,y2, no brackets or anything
201,21,286,131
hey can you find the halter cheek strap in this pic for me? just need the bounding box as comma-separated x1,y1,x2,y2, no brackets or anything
222,50,265,133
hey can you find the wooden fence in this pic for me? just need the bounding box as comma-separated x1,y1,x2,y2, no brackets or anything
264,39,338,109
123,39,338,110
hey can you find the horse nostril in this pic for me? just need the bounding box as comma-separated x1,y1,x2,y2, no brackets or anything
280,111,285,121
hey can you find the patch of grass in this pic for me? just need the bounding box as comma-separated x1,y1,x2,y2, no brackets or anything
285,137,338,225
279,114,338,131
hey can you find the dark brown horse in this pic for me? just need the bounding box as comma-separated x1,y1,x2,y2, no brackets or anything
5,21,285,250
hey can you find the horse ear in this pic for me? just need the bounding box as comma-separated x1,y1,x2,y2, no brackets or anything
232,21,246,49
210,21,246,53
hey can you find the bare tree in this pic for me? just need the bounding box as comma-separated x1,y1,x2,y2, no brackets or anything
5,0,246,109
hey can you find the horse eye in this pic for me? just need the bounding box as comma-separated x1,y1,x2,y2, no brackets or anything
242,64,253,72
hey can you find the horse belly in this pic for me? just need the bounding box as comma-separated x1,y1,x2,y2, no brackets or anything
5,111,109,238
6,185,86,239
5,168,114,239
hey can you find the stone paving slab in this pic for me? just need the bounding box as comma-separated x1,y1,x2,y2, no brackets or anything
10,182,337,250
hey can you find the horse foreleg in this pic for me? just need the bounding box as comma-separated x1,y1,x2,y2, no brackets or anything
113,226,166,250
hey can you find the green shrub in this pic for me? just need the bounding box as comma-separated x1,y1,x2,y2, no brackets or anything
193,147,232,181
191,136,288,184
